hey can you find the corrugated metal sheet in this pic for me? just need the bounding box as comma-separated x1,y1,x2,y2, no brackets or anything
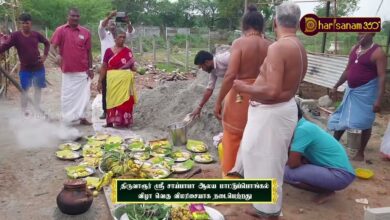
304,53,349,92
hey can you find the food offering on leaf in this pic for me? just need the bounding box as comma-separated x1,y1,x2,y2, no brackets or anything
132,151,151,161
58,142,82,151
171,150,192,162
146,164,171,179
103,143,122,152
171,204,192,220
82,145,104,158
55,149,81,160
151,147,172,157
79,157,101,168
86,133,110,141
189,204,211,220
85,140,106,148
186,140,208,153
194,153,214,164
113,204,171,220
128,140,149,152
65,165,95,179
172,160,194,174
148,157,174,169
149,139,172,150
106,135,123,145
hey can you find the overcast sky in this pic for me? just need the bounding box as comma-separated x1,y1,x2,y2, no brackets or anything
293,0,389,21
168,0,389,21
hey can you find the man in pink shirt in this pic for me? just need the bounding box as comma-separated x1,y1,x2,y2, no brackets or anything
51,8,93,125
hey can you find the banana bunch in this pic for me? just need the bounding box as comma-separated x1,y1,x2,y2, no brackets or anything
124,160,149,179
110,161,129,176
96,171,114,191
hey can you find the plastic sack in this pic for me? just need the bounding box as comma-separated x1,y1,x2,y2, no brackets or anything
380,121,390,159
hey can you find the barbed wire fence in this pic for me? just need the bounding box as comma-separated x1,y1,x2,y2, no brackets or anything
125,26,234,72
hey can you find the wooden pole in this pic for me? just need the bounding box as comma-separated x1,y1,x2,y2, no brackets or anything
321,1,331,53
139,37,143,57
166,38,170,64
334,0,338,54
386,30,390,55
166,27,170,63
153,37,156,64
185,36,189,71
208,28,211,52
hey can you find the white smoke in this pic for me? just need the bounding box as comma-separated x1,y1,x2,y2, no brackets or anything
7,114,82,148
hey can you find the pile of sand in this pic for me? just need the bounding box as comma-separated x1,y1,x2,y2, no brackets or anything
133,70,223,146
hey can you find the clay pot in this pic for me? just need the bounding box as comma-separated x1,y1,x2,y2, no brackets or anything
57,179,93,215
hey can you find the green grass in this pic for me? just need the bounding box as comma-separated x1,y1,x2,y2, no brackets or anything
155,62,186,73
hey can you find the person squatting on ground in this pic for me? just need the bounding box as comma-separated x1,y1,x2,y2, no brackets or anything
284,105,355,205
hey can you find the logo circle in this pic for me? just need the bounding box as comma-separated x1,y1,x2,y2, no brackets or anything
300,14,319,36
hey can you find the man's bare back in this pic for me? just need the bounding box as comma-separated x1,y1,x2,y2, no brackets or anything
229,35,271,80
252,36,307,104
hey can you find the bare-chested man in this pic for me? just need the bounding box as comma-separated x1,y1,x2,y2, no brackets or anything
231,2,307,219
214,5,271,178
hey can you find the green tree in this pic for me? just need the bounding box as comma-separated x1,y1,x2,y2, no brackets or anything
216,0,243,29
21,0,111,30
315,0,359,17
382,20,390,34
192,0,218,29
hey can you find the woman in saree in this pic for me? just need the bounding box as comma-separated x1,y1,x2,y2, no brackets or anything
97,29,137,128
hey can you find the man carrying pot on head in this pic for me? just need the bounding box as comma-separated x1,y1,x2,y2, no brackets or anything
328,32,387,161
190,50,230,118
98,10,135,119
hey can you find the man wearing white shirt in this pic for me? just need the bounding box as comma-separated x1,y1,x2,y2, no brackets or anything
190,50,230,118
98,10,135,119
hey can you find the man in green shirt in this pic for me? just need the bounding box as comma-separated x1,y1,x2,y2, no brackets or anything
284,105,355,204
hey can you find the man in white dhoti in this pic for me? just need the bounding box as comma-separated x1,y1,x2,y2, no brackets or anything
51,8,93,125
231,2,307,219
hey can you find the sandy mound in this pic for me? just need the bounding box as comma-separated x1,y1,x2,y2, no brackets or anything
133,70,223,146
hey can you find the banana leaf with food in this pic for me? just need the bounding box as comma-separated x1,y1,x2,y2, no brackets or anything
186,139,208,153
113,204,171,220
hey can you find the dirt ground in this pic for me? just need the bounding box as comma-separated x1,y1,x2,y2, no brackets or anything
0,67,390,220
